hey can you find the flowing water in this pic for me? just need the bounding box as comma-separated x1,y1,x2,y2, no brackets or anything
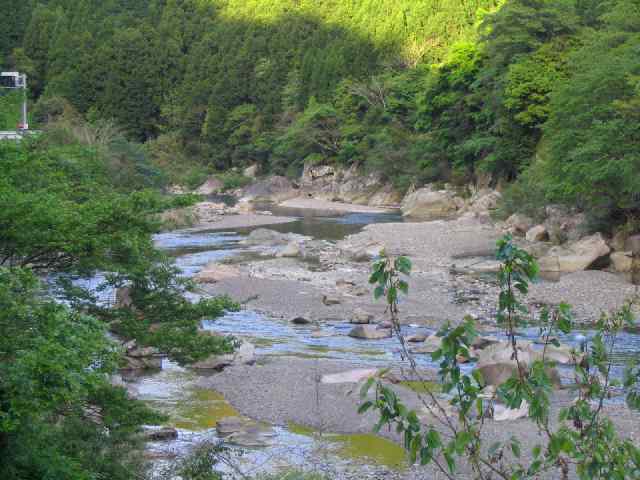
124,207,639,475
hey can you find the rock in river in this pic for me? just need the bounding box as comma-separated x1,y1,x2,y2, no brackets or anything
322,294,341,306
350,308,373,324
348,324,392,340
191,341,255,370
144,427,178,441
194,263,241,284
321,368,379,384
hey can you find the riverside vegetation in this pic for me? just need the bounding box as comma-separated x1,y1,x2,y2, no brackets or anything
1,0,640,479
0,126,240,479
362,238,640,479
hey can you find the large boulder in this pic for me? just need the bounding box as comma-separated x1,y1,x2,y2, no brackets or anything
406,333,427,343
194,263,241,284
216,416,273,448
468,189,501,214
348,325,392,340
242,176,298,202
191,341,255,370
321,368,379,384
120,340,162,370
526,225,549,242
543,344,584,365
538,233,611,273
302,164,336,183
340,242,385,262
611,251,632,273
475,341,560,387
544,205,587,244
195,177,223,195
277,241,301,258
368,185,403,207
243,228,292,246
492,401,529,422
243,164,259,178
411,334,442,354
192,202,227,223
122,355,162,370
350,308,373,324
505,214,534,235
300,162,401,206
401,187,463,219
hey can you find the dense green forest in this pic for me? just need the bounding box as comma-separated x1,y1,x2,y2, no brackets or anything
2,0,639,225
1,2,640,478
0,101,239,478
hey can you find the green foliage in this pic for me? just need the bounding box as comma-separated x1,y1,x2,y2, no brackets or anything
0,127,240,478
540,4,640,222
6,0,640,221
0,90,24,130
360,236,640,479
0,267,163,480
217,171,253,192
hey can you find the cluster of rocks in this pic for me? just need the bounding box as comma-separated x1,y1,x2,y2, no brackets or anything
300,163,402,207
503,206,640,276
121,339,162,370
400,185,500,221
408,331,582,379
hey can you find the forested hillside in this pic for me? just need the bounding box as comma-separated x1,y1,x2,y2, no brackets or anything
2,0,639,225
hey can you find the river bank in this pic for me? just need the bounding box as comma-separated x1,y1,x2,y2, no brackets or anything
138,193,640,479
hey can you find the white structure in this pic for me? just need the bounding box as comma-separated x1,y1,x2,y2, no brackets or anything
1,71,28,130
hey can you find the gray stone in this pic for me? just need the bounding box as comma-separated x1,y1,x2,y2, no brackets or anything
194,263,241,284
242,176,297,203
471,335,501,351
411,334,442,354
144,427,178,441
506,214,534,235
526,225,549,242
243,164,259,178
350,308,373,324
538,233,611,273
348,325,392,340
322,295,341,306
244,228,291,246
401,187,462,219
493,401,529,422
611,251,633,272
406,333,427,343
115,286,133,309
192,341,255,370
475,341,561,387
195,177,223,195
291,315,312,325
277,241,301,258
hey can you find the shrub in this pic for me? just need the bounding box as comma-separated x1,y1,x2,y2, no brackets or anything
362,236,640,479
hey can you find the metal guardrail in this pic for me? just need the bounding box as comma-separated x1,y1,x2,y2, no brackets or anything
0,130,24,140
0,130,41,141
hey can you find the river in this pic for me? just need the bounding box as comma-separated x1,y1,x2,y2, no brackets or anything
121,206,639,478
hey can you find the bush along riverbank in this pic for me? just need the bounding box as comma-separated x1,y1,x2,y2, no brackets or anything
0,129,241,480
360,237,640,479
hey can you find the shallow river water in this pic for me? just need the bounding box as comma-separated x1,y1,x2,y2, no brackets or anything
129,207,639,476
